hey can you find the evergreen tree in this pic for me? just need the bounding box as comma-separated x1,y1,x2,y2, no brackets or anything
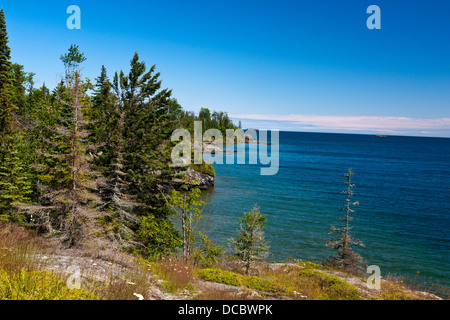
9,63,35,118
89,55,182,253
0,7,13,140
23,81,65,233
0,9,33,222
118,53,178,218
116,53,182,255
0,8,11,88
230,204,270,275
0,10,229,256
326,168,365,273
0,147,33,223
25,47,103,247
89,66,138,246
60,44,86,84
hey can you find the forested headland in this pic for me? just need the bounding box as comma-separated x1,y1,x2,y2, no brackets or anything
0,8,236,258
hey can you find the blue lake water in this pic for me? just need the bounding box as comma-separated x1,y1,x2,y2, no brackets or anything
201,131,450,288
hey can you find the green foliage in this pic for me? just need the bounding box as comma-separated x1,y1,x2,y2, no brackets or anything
0,11,33,223
9,63,35,115
165,187,222,265
264,265,361,300
0,7,14,137
0,268,100,300
0,148,33,222
170,187,204,220
230,205,269,275
108,52,180,226
0,8,11,90
197,268,286,295
296,261,325,270
60,44,87,81
0,8,238,260
326,168,365,273
176,106,238,137
192,231,223,267
296,269,361,300
136,215,182,260
28,60,100,245
190,160,215,177
168,187,205,262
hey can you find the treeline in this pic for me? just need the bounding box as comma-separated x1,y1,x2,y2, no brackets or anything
0,9,234,258
173,104,238,136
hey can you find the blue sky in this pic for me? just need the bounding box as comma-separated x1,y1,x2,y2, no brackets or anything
2,0,450,137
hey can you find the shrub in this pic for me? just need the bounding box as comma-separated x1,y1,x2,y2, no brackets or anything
190,160,215,177
197,268,286,295
296,269,360,300
192,231,223,268
136,215,182,260
296,261,324,270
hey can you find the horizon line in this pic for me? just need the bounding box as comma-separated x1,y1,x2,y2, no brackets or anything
230,113,450,139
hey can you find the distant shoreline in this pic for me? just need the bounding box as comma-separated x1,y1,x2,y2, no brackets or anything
242,129,450,139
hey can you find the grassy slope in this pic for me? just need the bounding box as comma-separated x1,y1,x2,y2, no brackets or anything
0,222,445,300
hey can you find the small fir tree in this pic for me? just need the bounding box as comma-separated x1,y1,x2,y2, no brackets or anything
230,204,269,275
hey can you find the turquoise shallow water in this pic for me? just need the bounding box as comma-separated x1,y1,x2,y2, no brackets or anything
200,131,450,288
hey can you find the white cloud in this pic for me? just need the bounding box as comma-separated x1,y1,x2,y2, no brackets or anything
230,114,450,137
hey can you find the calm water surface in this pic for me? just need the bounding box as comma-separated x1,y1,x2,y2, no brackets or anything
201,132,450,288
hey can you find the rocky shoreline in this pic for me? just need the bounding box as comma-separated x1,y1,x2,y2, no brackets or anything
184,167,215,190
174,136,271,191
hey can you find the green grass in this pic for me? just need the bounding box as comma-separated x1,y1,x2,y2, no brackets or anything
263,263,361,300
295,261,325,270
0,268,100,300
296,269,361,300
197,268,287,295
150,260,196,294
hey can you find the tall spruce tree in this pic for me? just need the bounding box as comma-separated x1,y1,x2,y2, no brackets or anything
89,55,182,253
25,46,104,247
0,8,11,92
0,8,13,146
0,9,33,222
118,53,178,217
89,66,138,247
106,53,183,255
